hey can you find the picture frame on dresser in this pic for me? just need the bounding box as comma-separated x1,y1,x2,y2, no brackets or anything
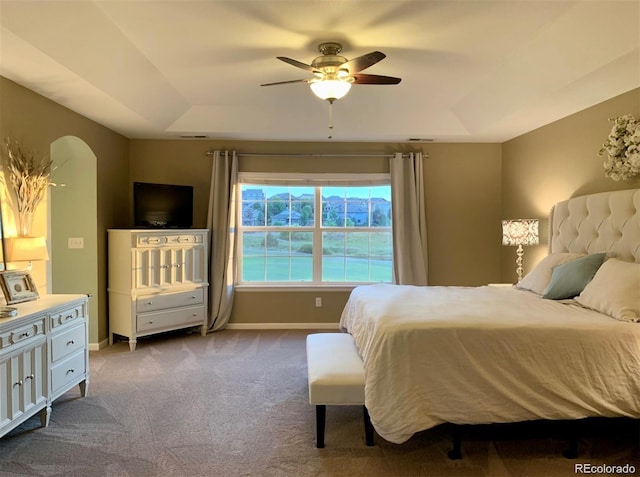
0,270,39,304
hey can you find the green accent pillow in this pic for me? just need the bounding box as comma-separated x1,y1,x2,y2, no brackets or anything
543,253,606,300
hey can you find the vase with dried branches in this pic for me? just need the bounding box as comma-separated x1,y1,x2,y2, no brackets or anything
3,138,57,237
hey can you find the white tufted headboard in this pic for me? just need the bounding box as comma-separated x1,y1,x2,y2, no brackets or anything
549,188,640,263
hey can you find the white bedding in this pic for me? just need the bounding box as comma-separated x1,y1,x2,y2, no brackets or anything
339,283,640,444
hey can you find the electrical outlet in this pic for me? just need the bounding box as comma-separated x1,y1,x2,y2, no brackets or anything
68,237,84,249
315,297,322,307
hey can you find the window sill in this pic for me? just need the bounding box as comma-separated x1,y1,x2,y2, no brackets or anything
235,284,364,292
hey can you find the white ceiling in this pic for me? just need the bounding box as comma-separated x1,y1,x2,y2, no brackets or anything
1,1,638,143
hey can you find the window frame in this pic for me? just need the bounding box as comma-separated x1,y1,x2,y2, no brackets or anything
236,172,393,288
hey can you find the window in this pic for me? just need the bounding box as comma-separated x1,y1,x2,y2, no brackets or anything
238,174,393,285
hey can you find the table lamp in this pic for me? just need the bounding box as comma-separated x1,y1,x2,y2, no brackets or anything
4,236,49,269
502,219,539,282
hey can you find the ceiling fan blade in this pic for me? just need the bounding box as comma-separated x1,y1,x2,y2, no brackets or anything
343,51,386,73
260,79,310,87
277,56,318,73
352,74,402,85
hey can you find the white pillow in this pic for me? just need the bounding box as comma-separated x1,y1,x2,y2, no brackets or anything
575,259,640,323
515,253,585,295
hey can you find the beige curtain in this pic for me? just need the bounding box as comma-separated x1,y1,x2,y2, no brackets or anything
206,150,238,331
390,152,428,285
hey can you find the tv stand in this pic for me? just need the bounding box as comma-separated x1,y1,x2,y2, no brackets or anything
107,229,209,351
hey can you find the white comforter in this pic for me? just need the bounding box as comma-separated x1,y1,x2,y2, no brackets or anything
339,284,640,444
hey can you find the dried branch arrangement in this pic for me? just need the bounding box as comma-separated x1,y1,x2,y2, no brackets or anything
3,138,57,235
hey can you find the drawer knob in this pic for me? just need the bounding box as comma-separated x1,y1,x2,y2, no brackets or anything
147,301,153,305
66,369,75,375
67,340,75,346
65,314,73,320
148,321,153,324
191,295,196,299
14,380,23,387
21,331,31,338
25,374,34,380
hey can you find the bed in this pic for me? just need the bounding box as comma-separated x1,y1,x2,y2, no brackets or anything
339,188,640,446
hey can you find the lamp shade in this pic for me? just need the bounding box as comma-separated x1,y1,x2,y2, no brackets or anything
4,236,49,262
310,80,352,101
501,219,539,246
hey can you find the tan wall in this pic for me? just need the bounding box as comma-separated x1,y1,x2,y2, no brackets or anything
0,76,130,345
5,72,636,333
1,72,503,337
501,88,640,282
129,140,502,325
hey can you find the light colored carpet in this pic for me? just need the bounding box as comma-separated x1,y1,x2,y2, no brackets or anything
0,329,637,477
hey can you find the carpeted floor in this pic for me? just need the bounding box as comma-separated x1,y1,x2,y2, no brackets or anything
0,329,638,477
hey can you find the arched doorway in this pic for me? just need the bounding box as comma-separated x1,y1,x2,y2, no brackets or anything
49,136,98,343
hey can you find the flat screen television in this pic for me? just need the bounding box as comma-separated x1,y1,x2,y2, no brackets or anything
133,182,193,228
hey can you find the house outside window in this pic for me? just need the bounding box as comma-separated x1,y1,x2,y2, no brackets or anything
237,173,393,286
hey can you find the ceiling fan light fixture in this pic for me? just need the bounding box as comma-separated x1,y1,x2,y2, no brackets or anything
310,80,352,102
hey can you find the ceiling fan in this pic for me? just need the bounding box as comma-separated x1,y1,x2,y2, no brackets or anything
261,42,402,103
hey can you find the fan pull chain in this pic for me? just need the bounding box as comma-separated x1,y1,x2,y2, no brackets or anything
327,100,334,139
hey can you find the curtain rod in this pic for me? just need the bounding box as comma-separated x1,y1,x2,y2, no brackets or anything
204,151,426,158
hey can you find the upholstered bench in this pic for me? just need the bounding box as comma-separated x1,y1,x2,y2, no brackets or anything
306,332,375,448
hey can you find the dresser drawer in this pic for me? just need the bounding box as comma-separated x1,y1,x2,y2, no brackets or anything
0,318,46,353
135,233,204,248
49,304,85,330
136,306,205,333
135,234,168,247
136,288,204,313
165,234,203,245
51,349,86,394
51,321,86,362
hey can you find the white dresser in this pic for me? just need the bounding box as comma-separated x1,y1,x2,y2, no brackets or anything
0,294,89,438
108,229,209,351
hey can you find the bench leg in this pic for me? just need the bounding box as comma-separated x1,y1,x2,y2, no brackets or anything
316,405,326,448
363,406,375,446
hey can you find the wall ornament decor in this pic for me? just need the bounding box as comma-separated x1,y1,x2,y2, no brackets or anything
598,115,640,181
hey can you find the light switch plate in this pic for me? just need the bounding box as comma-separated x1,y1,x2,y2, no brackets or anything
68,237,84,249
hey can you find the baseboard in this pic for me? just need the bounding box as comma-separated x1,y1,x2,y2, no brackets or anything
226,322,340,330
88,338,110,351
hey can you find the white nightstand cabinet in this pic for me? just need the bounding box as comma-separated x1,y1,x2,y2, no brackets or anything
108,229,209,351
0,294,89,438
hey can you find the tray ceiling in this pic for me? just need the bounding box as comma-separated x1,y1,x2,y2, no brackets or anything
1,0,638,142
